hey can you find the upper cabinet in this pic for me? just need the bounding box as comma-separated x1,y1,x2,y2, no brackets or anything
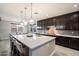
55,16,66,30
65,11,79,30
70,13,79,30
37,11,79,30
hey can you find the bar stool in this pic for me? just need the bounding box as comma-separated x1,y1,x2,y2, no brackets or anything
14,40,27,56
10,36,16,56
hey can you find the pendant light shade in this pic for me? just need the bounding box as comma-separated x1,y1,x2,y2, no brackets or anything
29,18,34,24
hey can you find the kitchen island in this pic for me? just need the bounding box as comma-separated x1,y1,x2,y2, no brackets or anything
10,34,56,56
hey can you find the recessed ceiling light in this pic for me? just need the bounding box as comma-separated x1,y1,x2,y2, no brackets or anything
73,4,77,7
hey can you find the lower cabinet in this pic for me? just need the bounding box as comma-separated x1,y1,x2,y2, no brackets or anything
56,37,69,47
69,38,79,50
56,37,79,51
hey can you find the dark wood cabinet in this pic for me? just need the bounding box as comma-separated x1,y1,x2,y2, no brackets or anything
56,37,79,51
55,16,66,30
65,12,79,30
55,11,79,30
69,38,79,50
37,11,79,30
56,37,69,47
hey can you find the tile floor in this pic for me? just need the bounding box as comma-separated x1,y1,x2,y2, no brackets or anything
0,39,10,56
0,39,79,56
53,45,79,56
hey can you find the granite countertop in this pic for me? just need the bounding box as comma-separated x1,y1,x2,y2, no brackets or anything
11,34,56,49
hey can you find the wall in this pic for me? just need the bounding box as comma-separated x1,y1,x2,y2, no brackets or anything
0,20,11,40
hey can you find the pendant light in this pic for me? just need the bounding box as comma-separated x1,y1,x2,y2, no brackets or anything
23,7,27,25
20,6,28,26
20,11,24,26
29,3,34,24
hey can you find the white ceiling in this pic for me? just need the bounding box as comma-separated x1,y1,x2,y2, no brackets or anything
0,3,79,22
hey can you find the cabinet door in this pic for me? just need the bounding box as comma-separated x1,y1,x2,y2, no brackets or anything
55,16,66,30
56,37,69,47
70,38,79,50
69,12,79,30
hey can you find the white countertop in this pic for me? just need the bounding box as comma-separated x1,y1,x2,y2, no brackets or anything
56,34,79,38
38,33,79,38
12,34,56,49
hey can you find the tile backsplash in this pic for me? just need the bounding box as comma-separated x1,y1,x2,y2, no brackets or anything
57,30,79,36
